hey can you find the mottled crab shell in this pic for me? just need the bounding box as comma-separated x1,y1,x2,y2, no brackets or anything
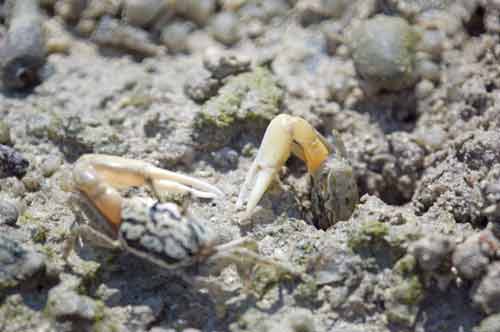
310,134,358,230
119,199,217,269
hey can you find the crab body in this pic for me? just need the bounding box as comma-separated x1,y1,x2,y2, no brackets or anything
311,153,358,229
68,154,300,280
119,199,217,269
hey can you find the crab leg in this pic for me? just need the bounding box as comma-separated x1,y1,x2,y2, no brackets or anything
236,114,330,214
73,154,224,229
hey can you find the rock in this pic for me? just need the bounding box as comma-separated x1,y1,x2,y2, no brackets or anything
210,12,241,46
0,200,19,226
211,147,239,169
0,145,29,178
122,0,166,28
349,15,419,91
22,172,42,192
0,120,11,145
309,246,363,287
40,155,62,177
184,71,220,103
46,274,101,321
0,234,46,290
1,0,47,90
175,0,216,26
203,51,251,80
473,262,500,314
193,68,283,150
381,0,454,16
54,0,86,22
384,275,424,327
477,314,500,332
93,16,162,57
411,234,455,272
453,232,492,280
160,21,195,54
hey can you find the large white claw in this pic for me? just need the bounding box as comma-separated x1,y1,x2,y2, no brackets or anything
236,114,330,215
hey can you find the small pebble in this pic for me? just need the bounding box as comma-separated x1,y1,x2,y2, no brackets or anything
349,15,419,91
122,0,166,28
203,50,251,80
0,200,19,226
93,16,163,57
211,147,239,169
0,234,46,289
3,177,27,197
411,234,455,272
41,155,62,177
211,12,241,46
1,0,47,90
415,79,435,99
0,144,29,178
477,314,500,332
0,120,11,145
161,21,195,54
22,173,42,192
473,262,500,314
96,284,122,307
175,0,216,26
46,275,99,321
184,74,220,103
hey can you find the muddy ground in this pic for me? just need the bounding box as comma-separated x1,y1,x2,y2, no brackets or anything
1,0,500,331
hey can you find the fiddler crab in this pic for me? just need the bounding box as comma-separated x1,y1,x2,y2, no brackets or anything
237,114,359,229
66,154,301,295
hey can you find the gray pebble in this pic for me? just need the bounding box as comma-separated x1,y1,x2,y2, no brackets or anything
1,0,47,90
161,21,195,54
211,12,241,46
150,328,176,332
46,276,100,321
22,172,42,192
54,0,86,22
473,262,500,314
477,314,500,332
122,0,166,28
211,147,239,169
0,144,29,178
184,72,220,104
0,200,19,226
93,16,162,57
0,120,11,145
203,51,251,80
175,0,216,26
452,233,491,280
0,234,46,290
41,155,62,177
321,0,351,18
96,284,122,307
411,234,455,272
349,15,419,91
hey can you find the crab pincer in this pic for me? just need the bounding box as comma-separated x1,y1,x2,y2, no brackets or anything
237,114,358,229
72,154,224,232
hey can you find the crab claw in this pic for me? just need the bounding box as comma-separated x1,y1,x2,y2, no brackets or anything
73,154,224,230
236,114,330,214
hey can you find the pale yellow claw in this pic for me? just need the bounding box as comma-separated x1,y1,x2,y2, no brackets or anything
73,154,224,230
236,114,330,214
